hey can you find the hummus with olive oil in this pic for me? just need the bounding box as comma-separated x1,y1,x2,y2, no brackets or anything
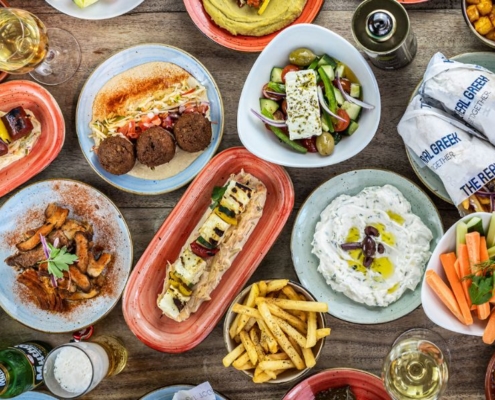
312,185,433,307
203,0,308,37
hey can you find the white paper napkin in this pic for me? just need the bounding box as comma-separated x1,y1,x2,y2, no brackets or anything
172,382,216,400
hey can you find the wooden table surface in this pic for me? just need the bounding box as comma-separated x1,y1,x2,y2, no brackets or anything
0,0,492,399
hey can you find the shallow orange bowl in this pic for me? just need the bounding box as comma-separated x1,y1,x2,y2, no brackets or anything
0,80,65,198
122,147,294,353
183,0,324,52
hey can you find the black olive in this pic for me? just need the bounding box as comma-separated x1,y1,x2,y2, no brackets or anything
364,226,379,237
363,236,376,257
378,243,385,254
363,256,373,268
341,242,362,251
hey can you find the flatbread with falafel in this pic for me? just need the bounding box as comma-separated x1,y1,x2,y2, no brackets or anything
89,61,212,180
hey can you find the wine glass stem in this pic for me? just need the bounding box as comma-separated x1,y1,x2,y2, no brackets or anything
34,48,57,76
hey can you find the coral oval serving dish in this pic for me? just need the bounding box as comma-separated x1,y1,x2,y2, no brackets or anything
0,81,65,198
122,147,294,352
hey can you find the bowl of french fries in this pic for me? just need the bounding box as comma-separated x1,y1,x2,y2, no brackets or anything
222,279,330,384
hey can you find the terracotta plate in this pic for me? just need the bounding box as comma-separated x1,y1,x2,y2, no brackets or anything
183,0,324,52
122,147,294,353
0,81,65,198
0,179,133,333
283,368,391,400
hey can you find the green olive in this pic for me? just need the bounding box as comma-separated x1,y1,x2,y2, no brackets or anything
288,48,317,67
316,133,335,156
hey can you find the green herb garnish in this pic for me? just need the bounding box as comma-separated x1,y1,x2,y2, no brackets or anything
464,259,495,305
39,235,78,279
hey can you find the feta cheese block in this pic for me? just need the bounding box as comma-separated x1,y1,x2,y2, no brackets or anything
285,69,322,140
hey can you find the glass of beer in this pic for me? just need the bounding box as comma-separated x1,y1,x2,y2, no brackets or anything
42,336,128,398
382,328,450,400
0,8,81,85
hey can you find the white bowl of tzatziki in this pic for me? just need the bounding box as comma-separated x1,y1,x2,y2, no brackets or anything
312,185,433,308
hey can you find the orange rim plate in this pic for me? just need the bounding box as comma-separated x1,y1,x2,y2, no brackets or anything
0,81,65,198
122,147,294,353
183,0,324,52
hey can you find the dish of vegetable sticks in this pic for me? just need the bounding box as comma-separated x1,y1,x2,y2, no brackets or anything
425,212,495,343
222,279,330,383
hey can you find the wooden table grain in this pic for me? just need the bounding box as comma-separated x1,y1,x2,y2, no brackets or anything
0,0,491,399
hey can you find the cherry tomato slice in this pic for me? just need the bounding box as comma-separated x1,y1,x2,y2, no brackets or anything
334,109,351,132
190,241,219,258
333,78,351,94
299,136,318,153
281,65,300,83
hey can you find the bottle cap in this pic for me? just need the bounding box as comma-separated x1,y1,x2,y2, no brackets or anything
366,9,396,42
72,326,94,342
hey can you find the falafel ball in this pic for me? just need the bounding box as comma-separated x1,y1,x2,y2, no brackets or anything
97,135,136,175
136,126,176,168
174,113,212,153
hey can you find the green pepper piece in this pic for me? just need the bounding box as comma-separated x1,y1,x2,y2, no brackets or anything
318,67,337,114
267,82,286,94
261,109,307,154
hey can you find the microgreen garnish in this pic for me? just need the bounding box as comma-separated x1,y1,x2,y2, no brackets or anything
464,259,495,305
39,234,78,285
210,185,228,210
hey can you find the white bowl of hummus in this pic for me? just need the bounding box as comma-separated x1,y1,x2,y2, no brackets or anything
237,23,381,168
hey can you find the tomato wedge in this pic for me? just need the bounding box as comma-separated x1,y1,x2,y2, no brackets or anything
334,109,351,132
281,65,299,83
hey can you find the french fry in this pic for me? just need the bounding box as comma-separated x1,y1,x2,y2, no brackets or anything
258,302,305,370
267,279,290,293
264,352,290,361
272,315,307,348
249,328,265,363
240,330,258,365
232,352,251,369
253,372,272,383
267,303,307,334
316,328,331,340
258,360,295,371
235,361,255,370
223,343,245,367
256,297,328,313
258,281,267,297
232,303,262,319
257,318,278,354
229,313,241,339
306,311,317,348
263,369,278,380
244,317,257,333
287,334,303,359
302,347,316,368
282,285,300,300
236,283,260,335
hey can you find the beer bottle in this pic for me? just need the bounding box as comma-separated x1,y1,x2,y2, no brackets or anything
0,341,52,399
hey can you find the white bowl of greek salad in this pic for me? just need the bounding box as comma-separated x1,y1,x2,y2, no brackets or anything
237,24,381,168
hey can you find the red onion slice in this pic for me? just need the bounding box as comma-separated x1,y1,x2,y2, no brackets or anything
317,86,346,122
335,72,375,110
251,109,287,128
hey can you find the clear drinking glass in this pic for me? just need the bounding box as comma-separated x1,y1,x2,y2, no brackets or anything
382,328,450,400
0,8,81,85
43,336,128,399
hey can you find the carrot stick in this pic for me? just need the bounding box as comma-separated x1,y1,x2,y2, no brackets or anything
483,309,495,344
458,244,473,308
440,252,473,325
477,237,491,320
425,270,466,325
466,231,481,272
454,259,461,279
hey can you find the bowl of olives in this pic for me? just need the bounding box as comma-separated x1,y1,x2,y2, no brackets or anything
237,23,381,168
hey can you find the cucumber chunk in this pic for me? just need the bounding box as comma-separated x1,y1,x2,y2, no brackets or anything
456,221,468,257
317,54,338,68
466,217,484,236
259,98,279,115
343,121,359,136
333,86,344,106
341,101,362,121
487,212,495,247
335,63,345,78
320,64,335,81
270,67,284,84
350,83,361,98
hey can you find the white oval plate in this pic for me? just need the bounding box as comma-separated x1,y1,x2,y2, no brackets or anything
0,179,133,333
45,0,144,20
291,169,444,324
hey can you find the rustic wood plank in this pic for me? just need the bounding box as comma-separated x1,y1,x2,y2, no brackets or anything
0,1,490,399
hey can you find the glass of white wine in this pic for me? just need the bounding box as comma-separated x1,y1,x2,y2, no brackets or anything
382,328,450,400
0,8,81,85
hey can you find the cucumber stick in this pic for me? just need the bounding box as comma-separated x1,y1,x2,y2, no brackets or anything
466,217,484,236
456,221,468,257
487,212,495,247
